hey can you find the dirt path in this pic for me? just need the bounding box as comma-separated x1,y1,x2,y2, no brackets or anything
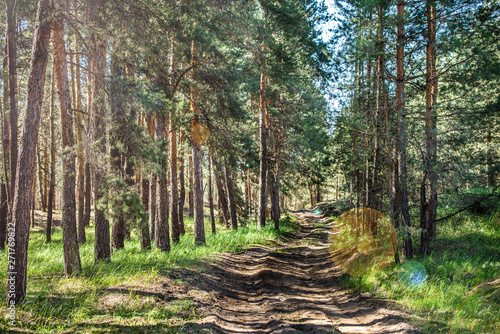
183,210,421,334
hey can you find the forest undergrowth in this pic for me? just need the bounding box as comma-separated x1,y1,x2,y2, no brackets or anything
0,212,300,333
328,202,500,334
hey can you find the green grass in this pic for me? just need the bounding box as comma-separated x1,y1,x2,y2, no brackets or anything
336,210,500,334
0,213,300,333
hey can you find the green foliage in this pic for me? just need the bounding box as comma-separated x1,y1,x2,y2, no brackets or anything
100,174,148,232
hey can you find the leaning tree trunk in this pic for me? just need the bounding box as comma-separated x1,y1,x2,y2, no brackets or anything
6,0,52,305
396,0,413,259
52,11,81,274
258,72,268,228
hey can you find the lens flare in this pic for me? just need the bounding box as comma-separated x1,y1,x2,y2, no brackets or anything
314,208,323,215
191,123,210,145
329,208,397,277
398,261,428,290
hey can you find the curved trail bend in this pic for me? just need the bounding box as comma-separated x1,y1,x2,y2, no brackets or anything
186,209,420,334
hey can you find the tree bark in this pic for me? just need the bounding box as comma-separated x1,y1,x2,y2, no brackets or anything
0,184,7,250
47,65,55,243
178,131,185,234
422,0,438,255
273,88,283,229
83,161,91,227
72,37,86,243
169,42,180,243
91,37,111,262
1,42,11,210
396,0,413,259
190,41,205,245
214,158,230,228
110,55,125,250
155,116,170,251
6,0,52,305
52,11,81,274
225,164,238,230
208,151,215,233
188,155,194,217
37,141,46,211
140,175,152,250
258,72,268,228
6,0,18,201
149,174,157,240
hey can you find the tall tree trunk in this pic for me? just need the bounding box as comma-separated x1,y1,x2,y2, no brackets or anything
73,36,85,243
83,53,92,229
190,41,205,245
268,169,277,222
139,174,151,250
379,4,399,264
178,131,185,234
258,72,268,228
208,151,215,233
273,88,283,229
155,116,170,251
396,0,413,259
1,42,11,210
6,0,52,305
145,115,156,241
52,10,82,274
110,145,125,250
91,37,111,262
109,55,125,249
422,0,438,255
6,0,18,201
47,65,55,243
83,162,91,227
0,184,7,249
168,41,180,243
43,135,48,210
31,177,36,227
225,164,238,230
150,174,157,240
169,122,180,241
188,156,194,217
244,166,249,217
214,158,230,228
37,141,46,211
